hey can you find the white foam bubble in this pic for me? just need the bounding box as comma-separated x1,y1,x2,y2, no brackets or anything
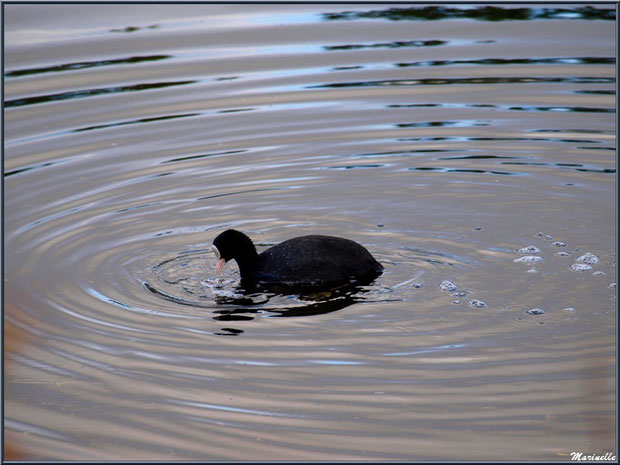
570,263,592,272
576,252,599,264
516,246,541,254
438,280,458,292
526,308,546,315
514,256,543,263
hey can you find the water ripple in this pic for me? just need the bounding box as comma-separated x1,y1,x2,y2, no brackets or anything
5,80,197,108
322,5,615,22
310,76,615,89
4,3,614,460
4,54,171,78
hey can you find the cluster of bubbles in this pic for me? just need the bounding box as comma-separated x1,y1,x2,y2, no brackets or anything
512,231,605,276
510,231,613,317
435,230,614,320
437,280,488,309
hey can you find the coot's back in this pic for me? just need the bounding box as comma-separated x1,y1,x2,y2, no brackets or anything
254,235,383,286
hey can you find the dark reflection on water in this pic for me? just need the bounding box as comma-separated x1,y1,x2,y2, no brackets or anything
575,89,615,95
406,156,616,176
387,103,614,114
500,162,616,174
214,327,244,336
74,113,200,133
396,121,471,128
408,167,522,176
209,283,378,338
321,164,387,170
142,281,212,309
323,5,615,22
4,54,171,78
163,149,247,164
110,24,160,33
217,108,254,114
213,284,368,320
331,65,364,71
533,128,614,134
4,80,197,108
311,76,615,88
197,187,295,201
116,202,163,213
507,105,614,113
434,138,599,146
144,265,380,336
395,56,615,68
4,159,69,177
324,39,446,50
438,154,519,160
389,102,614,119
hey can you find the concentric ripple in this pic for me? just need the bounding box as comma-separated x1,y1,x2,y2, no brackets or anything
4,3,615,461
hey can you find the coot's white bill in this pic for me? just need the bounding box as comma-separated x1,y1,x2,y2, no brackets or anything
212,245,226,275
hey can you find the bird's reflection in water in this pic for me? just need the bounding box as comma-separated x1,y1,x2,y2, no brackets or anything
212,280,376,335
214,327,245,336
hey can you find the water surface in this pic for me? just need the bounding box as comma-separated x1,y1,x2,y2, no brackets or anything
3,3,616,460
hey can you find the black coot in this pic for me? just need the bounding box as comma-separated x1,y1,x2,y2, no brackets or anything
212,229,383,287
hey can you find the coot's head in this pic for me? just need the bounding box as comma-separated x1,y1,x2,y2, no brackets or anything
212,229,257,275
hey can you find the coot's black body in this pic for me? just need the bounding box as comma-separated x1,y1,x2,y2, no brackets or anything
212,229,383,288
